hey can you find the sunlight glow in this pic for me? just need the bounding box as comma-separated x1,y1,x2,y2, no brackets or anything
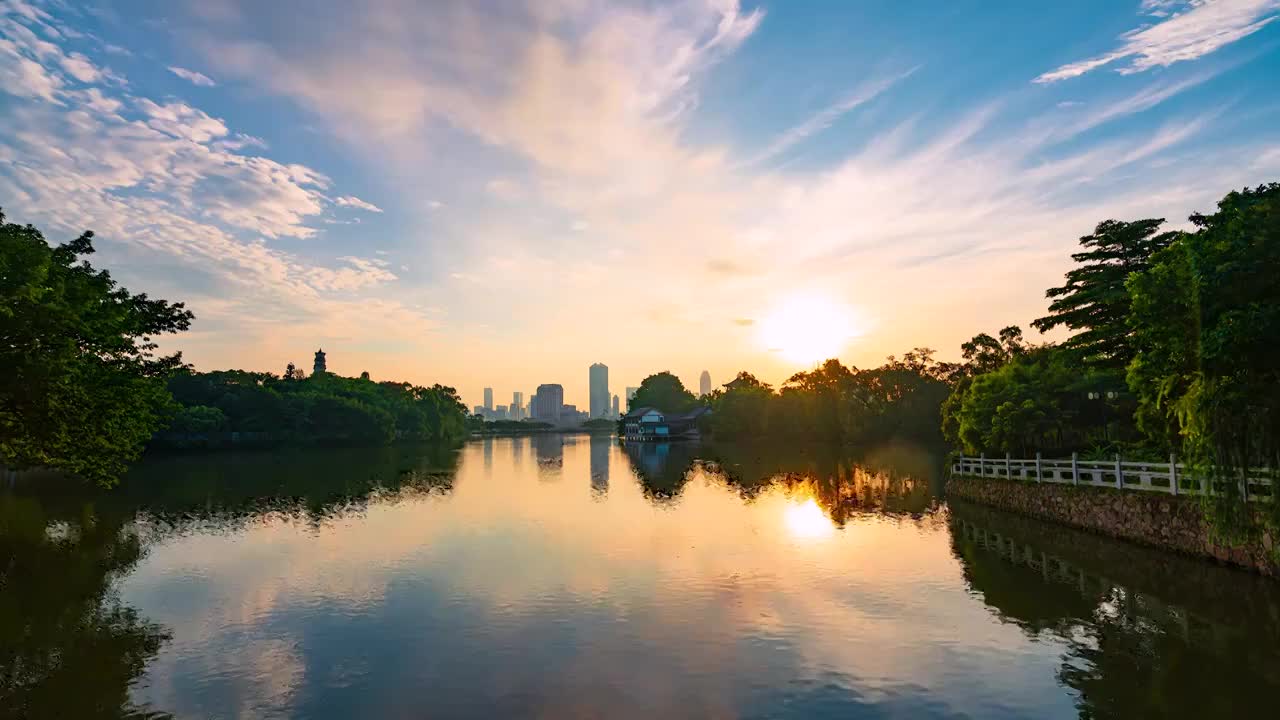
756,292,860,366
783,497,835,540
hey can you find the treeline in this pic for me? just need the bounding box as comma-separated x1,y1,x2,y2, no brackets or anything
160,370,469,449
943,183,1279,484
0,210,467,486
627,354,953,446
626,182,1279,493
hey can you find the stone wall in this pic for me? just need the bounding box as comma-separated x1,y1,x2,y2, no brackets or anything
947,475,1280,577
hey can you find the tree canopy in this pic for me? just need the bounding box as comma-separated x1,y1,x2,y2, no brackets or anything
1033,219,1177,371
1,211,192,485
628,372,698,413
1126,183,1280,479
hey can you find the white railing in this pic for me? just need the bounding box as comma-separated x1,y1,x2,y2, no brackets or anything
952,454,1275,502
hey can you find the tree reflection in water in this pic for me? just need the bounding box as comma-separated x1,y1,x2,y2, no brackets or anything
0,443,464,719
950,501,1280,719
0,494,171,720
620,439,946,521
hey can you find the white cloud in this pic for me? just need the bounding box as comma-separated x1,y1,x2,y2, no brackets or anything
59,51,101,82
0,2,430,372
746,66,918,166
136,98,230,142
168,65,217,86
334,195,383,212
1036,0,1280,82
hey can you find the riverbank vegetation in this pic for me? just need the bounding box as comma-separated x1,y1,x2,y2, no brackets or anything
161,370,470,449
942,184,1278,474
626,183,1278,522
1,210,469,486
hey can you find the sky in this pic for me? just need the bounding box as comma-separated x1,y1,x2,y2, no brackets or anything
2,0,1279,409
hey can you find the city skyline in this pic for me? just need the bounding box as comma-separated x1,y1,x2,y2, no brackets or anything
1,0,1277,409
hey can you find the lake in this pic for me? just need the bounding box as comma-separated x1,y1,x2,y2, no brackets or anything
3,436,1280,718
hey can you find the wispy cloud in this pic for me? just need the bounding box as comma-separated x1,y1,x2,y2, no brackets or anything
1036,0,1280,83
334,195,383,213
745,66,919,166
168,65,216,86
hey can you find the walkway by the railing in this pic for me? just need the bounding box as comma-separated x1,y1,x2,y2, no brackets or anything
951,454,1274,502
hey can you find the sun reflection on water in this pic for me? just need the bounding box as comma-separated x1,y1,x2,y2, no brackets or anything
783,496,835,540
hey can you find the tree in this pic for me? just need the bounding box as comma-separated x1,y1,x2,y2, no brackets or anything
629,372,698,413
0,212,192,485
1127,184,1280,491
959,326,1028,376
1033,219,1178,371
709,372,775,437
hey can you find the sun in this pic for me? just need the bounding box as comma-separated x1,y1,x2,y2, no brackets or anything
755,292,860,366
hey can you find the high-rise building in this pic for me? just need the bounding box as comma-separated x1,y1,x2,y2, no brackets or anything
534,384,564,422
313,348,327,375
496,405,508,420
589,363,610,418
699,370,712,397
611,394,620,418
512,391,524,421
483,387,494,412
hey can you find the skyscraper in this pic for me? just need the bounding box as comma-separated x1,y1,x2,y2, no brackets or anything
611,394,620,418
512,391,524,421
589,363,610,419
699,370,712,396
483,387,493,412
534,384,564,422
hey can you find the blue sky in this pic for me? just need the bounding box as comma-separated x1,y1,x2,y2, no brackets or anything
2,0,1279,407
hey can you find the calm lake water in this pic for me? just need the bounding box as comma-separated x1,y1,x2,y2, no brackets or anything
4,436,1280,719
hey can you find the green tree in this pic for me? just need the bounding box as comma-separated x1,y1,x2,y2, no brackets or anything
708,372,774,437
1126,184,1280,508
629,372,698,413
1033,219,1177,371
0,212,192,486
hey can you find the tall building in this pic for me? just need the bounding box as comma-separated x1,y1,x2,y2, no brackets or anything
483,387,494,412
611,394,620,418
699,370,712,397
589,363,610,418
534,384,564,422
512,391,524,421
313,348,327,375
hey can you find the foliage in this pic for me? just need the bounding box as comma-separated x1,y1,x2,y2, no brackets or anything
958,326,1028,376
702,353,951,446
160,369,470,448
1126,183,1280,527
1033,218,1178,371
628,371,699,414
0,211,192,486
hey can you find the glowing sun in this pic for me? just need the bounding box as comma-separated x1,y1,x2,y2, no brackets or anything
756,292,860,366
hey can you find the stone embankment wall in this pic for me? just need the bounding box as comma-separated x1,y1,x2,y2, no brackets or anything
947,476,1280,577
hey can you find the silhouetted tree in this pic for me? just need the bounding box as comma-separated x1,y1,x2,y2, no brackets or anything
1033,219,1177,370
629,372,698,413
